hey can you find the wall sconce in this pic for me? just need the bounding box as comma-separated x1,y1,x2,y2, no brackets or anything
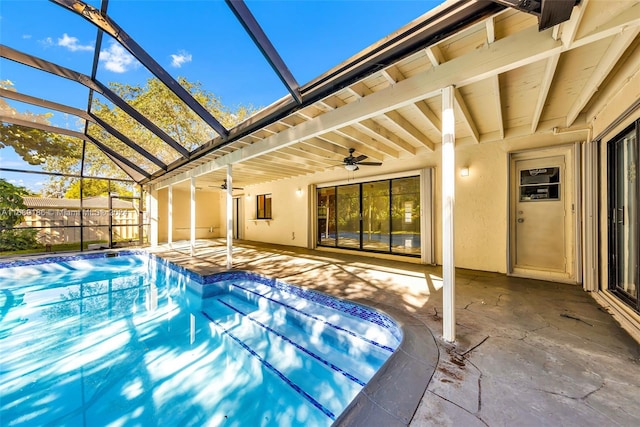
296,187,303,196
245,192,251,199
460,167,470,177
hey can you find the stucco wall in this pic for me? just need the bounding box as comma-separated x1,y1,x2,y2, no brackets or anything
157,186,220,243
236,130,588,274
241,180,309,247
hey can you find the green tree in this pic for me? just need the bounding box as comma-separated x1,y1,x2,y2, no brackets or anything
2,78,256,194
64,179,133,199
0,178,40,251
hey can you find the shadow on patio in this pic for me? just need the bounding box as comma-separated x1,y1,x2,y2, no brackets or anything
151,239,640,426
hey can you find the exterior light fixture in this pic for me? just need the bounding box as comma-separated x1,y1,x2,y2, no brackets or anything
296,188,303,196
460,167,470,177
345,164,358,171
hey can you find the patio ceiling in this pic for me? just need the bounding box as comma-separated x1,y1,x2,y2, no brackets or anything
3,0,636,191
156,0,640,191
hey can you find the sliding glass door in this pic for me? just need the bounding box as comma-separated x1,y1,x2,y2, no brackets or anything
317,176,421,257
608,123,639,313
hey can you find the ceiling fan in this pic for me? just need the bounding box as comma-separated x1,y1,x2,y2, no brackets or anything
210,179,244,190
341,148,382,171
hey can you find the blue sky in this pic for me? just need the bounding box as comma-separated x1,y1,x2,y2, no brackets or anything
1,0,440,190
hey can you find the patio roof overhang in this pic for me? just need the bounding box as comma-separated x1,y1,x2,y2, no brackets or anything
151,0,640,191
2,0,638,191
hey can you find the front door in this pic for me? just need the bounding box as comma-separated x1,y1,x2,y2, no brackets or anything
510,147,576,281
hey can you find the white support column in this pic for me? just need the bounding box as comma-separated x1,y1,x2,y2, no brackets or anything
147,187,158,247
190,177,196,257
168,184,173,248
442,85,456,342
226,164,233,269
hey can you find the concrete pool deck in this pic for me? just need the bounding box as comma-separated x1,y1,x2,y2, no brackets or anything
150,239,640,426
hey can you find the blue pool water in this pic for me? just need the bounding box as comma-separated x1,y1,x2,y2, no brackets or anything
0,252,401,426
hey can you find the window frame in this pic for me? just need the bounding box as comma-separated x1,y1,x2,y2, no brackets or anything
256,193,272,219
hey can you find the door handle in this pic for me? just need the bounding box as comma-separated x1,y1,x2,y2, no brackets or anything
517,218,525,223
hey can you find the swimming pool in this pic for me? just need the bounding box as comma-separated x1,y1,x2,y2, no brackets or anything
0,251,401,426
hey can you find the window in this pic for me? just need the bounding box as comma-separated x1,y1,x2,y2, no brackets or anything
519,167,560,201
256,194,272,219
317,176,421,256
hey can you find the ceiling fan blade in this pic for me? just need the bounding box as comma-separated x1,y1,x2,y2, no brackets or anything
354,154,368,163
357,161,383,166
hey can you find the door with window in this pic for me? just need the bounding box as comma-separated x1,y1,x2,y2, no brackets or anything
510,147,576,281
608,125,639,312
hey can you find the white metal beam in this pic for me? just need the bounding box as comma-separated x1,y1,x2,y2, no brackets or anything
190,177,196,257
442,85,456,343
168,184,173,248
226,164,233,270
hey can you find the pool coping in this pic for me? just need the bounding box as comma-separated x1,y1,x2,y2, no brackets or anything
332,301,439,427
0,248,439,426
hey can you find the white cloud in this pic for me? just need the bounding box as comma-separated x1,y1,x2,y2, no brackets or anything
58,33,93,52
99,41,140,73
39,37,54,48
170,50,192,68
22,34,32,39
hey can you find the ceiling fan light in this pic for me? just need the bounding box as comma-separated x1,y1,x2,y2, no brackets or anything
345,164,358,171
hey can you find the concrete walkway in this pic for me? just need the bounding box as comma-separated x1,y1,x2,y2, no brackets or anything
151,240,640,426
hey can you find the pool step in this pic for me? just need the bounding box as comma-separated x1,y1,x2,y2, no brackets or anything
200,295,367,420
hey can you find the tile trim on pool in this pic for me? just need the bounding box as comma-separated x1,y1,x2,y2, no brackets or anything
218,297,367,387
0,249,146,269
230,282,395,353
201,270,403,343
201,310,336,421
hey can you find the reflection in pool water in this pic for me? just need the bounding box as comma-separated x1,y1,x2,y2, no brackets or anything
0,252,400,426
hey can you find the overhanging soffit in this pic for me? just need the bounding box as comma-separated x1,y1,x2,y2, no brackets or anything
490,0,579,30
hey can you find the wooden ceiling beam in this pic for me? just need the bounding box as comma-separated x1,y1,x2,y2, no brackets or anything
425,44,445,66
486,16,496,44
155,25,568,188
355,120,416,155
413,100,441,132
492,74,505,140
317,132,385,161
566,28,640,127
334,126,399,158
454,88,480,143
531,53,560,134
384,110,435,150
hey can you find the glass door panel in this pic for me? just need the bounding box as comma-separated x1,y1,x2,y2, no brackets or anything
362,181,390,251
317,187,336,246
337,184,360,249
609,126,639,311
391,177,421,255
